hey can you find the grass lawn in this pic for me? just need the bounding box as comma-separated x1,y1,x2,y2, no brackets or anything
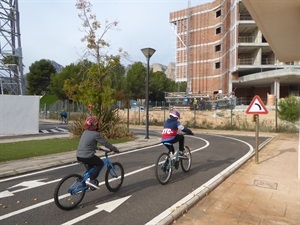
0,138,130,162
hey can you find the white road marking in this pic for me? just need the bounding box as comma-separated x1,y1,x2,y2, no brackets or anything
0,138,208,221
0,178,60,198
61,196,131,225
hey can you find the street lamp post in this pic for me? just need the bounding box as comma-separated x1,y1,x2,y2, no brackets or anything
141,47,156,139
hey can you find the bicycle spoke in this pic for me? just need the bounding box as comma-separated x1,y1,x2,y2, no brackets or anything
155,152,172,185
105,162,124,192
181,146,192,172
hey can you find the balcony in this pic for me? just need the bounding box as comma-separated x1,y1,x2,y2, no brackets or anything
238,58,254,65
238,36,254,43
239,14,253,20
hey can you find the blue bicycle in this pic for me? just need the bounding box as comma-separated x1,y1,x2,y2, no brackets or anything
54,149,124,210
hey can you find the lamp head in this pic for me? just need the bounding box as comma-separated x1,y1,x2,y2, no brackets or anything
141,48,156,59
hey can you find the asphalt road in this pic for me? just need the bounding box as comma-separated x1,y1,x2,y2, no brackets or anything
0,133,271,225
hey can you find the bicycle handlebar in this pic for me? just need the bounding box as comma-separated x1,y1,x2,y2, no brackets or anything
98,147,119,154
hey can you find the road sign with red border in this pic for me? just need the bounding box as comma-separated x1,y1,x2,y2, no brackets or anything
246,95,269,114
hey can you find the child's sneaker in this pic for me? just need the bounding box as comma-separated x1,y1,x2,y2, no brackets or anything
161,161,169,172
86,178,100,190
174,161,179,169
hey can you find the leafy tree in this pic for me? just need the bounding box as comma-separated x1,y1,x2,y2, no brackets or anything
1,55,17,64
49,60,92,101
109,61,126,103
278,95,300,123
123,63,187,103
177,81,187,92
26,59,56,95
78,60,118,111
149,71,176,101
64,60,93,102
110,62,126,90
125,62,146,100
49,69,69,100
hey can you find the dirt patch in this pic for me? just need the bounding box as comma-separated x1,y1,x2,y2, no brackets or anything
118,108,281,131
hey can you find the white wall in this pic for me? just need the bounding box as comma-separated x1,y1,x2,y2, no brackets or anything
0,95,40,135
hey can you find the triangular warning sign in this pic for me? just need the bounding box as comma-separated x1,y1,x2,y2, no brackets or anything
246,95,269,114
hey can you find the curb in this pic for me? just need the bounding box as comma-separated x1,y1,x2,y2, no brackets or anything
0,135,161,179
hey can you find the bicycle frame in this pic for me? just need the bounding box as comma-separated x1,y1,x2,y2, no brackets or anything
66,152,117,195
82,152,117,179
163,143,179,165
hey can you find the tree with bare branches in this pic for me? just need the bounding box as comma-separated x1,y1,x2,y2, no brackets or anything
68,0,130,138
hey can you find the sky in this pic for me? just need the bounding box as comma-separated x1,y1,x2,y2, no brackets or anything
19,0,210,73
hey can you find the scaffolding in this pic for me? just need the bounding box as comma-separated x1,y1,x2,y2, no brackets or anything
164,91,236,111
0,0,24,95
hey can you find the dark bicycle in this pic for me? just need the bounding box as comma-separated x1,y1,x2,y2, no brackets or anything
54,149,124,210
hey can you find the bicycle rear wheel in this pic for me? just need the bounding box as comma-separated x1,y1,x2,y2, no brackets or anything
155,152,172,185
180,146,192,172
54,174,86,210
105,162,124,192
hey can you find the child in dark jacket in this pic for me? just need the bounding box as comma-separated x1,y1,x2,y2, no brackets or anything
161,110,193,153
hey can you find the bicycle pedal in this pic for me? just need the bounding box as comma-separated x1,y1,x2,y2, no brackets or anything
90,186,97,191
86,179,100,190
89,185,100,190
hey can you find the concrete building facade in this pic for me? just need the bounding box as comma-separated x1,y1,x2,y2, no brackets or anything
169,0,300,105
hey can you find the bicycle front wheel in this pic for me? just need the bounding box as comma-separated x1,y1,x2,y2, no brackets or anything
155,152,172,185
54,174,86,210
105,162,124,192
180,146,192,172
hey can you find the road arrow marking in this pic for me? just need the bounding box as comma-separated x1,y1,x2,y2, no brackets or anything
9,178,48,189
61,195,131,225
0,178,60,199
0,190,14,198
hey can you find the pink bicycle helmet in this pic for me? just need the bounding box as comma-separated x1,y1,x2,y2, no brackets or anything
84,116,99,131
169,110,180,119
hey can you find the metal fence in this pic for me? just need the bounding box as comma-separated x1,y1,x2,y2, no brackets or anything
39,98,299,132
40,98,239,119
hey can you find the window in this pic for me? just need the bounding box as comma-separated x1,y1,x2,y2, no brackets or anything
262,35,267,43
215,62,220,69
216,27,221,34
215,44,221,52
216,10,221,18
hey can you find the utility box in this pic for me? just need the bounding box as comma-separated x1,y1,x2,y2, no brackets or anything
0,95,40,135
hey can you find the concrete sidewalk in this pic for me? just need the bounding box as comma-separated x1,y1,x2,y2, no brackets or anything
174,132,300,225
0,131,299,225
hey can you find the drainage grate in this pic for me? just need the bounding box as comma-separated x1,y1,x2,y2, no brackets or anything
253,179,278,190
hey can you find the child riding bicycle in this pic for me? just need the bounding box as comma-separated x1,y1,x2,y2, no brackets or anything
60,110,68,124
161,109,194,154
76,116,119,190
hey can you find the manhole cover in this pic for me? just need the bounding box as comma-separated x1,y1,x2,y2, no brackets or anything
253,179,278,190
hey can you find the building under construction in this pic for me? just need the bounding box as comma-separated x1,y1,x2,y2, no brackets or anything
169,0,300,105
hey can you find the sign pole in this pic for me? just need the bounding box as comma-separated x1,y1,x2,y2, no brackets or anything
245,95,268,164
255,114,259,164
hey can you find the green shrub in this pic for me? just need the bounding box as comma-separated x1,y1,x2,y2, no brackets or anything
278,95,300,123
70,111,133,140
70,113,87,138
